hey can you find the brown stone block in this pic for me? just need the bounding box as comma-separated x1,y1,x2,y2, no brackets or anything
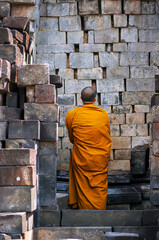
0,212,27,234
0,44,22,65
78,0,99,15
126,113,145,124
11,5,37,21
108,160,130,171
22,31,29,51
101,0,122,14
0,28,13,44
50,75,62,88
11,30,23,44
0,106,22,121
124,0,141,14
0,166,36,186
1,60,11,81
111,137,131,149
24,103,59,122
0,148,36,166
152,123,159,140
0,186,37,212
3,16,29,31
17,64,49,86
150,155,159,176
35,84,56,103
0,3,10,18
115,150,131,160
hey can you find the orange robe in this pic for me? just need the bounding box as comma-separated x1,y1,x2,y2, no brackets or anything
65,104,111,210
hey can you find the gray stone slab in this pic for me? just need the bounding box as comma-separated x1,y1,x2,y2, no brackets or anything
59,16,81,31
95,29,119,43
39,211,60,227
142,210,159,226
40,122,58,142
84,16,111,30
105,232,139,240
39,141,58,156
6,139,38,149
61,210,143,227
39,155,57,175
0,106,21,121
69,53,93,68
39,188,56,207
6,92,18,108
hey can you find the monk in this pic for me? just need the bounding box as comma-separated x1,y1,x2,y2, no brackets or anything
65,86,111,210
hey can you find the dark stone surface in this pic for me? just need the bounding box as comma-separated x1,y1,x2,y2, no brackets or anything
35,84,56,103
39,210,60,227
131,145,149,175
6,92,18,108
39,141,58,156
8,120,40,140
40,122,58,141
0,121,7,140
50,74,62,88
105,232,139,240
61,210,143,227
39,188,56,207
39,175,56,189
6,139,38,149
0,44,22,65
3,17,29,31
142,210,159,226
0,28,13,44
155,79,159,93
151,94,159,107
150,176,159,189
150,189,159,206
39,155,57,175
133,184,150,200
0,3,10,18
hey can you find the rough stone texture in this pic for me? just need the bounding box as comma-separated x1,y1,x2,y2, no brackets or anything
77,68,102,79
95,29,119,43
59,16,81,31
0,3,10,18
0,28,13,44
47,3,69,16
78,0,99,15
101,93,120,105
101,0,122,14
124,0,141,14
3,17,29,31
67,31,83,44
39,155,57,175
79,44,105,53
129,15,159,29
0,122,7,140
17,64,49,86
99,52,119,67
0,186,37,212
69,53,93,68
0,44,22,65
121,28,138,42
0,107,22,121
35,84,56,103
114,15,127,27
40,122,58,142
97,79,124,92
84,16,111,30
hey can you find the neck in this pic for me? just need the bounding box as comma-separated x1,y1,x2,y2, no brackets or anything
83,101,94,105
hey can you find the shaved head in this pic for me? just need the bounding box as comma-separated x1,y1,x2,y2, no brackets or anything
81,87,96,103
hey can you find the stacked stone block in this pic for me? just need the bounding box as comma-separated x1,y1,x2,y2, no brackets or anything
150,75,159,206
36,0,159,171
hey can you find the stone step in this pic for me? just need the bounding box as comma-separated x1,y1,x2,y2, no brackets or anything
34,227,112,240
105,232,139,240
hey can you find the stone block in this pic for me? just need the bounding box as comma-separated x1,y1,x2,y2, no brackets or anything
111,137,131,149
114,15,127,27
128,43,159,52
67,31,83,44
150,190,159,205
139,30,159,43
152,123,159,140
39,175,56,189
40,122,58,142
39,210,60,227
132,136,150,148
126,113,145,124
84,16,111,30
97,79,124,92
65,80,91,93
55,53,67,69
69,53,93,69
107,67,129,79
134,105,149,113
50,75,62,88
70,2,77,15
130,67,144,78
6,139,38,150
0,44,21,65
36,54,54,73
0,122,7,140
142,1,155,14
0,148,36,166
0,79,9,93
0,186,37,212
121,125,136,137
124,0,141,14
0,213,27,234
123,92,153,105
110,125,120,137
131,145,149,175
0,28,13,44
151,52,159,66
115,150,131,160
113,43,128,52
2,60,11,81
99,52,119,67
8,120,40,140
121,28,138,42
11,30,23,44
26,86,35,103
77,68,102,79
37,44,74,54
0,3,10,18
95,29,119,43
62,137,73,149
38,31,66,45
0,106,22,121
88,31,94,43
105,232,139,240
47,3,69,16
39,188,56,207
120,53,149,66
152,140,159,156
59,16,81,31
136,124,148,136
39,17,58,31
39,141,58,156
58,94,75,105
22,31,29,51
101,93,120,105
0,166,36,186
129,15,159,29
24,103,59,122
101,0,122,14
151,95,159,108
35,84,56,103
151,176,159,189
3,16,29,31
17,64,49,86
78,0,99,15
61,210,142,226
79,44,105,53
11,5,37,21
113,105,132,114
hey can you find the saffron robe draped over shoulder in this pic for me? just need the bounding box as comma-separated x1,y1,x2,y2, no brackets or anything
65,104,111,210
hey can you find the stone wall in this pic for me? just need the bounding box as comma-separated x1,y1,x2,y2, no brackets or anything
37,0,159,171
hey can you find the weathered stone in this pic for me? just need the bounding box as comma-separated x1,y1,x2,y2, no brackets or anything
97,79,124,92
120,53,148,66
0,106,22,121
61,210,142,226
101,0,122,14
142,1,155,14
0,79,9,93
79,44,105,53
121,124,136,137
0,186,37,212
107,67,129,79
47,3,69,16
55,53,67,69
58,94,75,106
40,188,56,206
108,160,130,171
6,139,38,150
39,17,58,30
152,140,159,156
131,145,149,175
95,29,119,43
128,43,159,52
40,122,58,142
151,94,159,107
24,103,59,122
0,122,7,140
132,136,150,148
139,30,159,42
36,54,55,73
77,68,102,79
8,120,40,140
78,0,99,15
3,17,29,31
88,31,94,43
113,105,132,114
110,125,120,137
129,15,159,29
151,176,159,189
114,15,127,27
39,142,57,156
150,190,159,205
0,148,36,166
11,30,23,44
39,210,60,227
26,86,35,103
50,75,62,88
126,113,145,124
0,166,36,186
0,3,10,18
69,53,93,68
38,31,66,45
101,93,120,105
123,92,153,105
99,52,119,67
105,232,139,240
62,137,73,149
37,44,74,54
0,213,27,234
115,150,131,160
67,31,83,44
39,175,56,190
65,80,91,94
113,43,128,52
124,0,141,14
0,28,13,44
11,5,36,21
0,44,21,65
22,31,29,51
59,16,81,31
0,234,11,240
151,52,159,66
152,123,159,140
121,28,138,42
2,60,11,81
84,16,111,30
35,84,56,103
111,137,131,149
